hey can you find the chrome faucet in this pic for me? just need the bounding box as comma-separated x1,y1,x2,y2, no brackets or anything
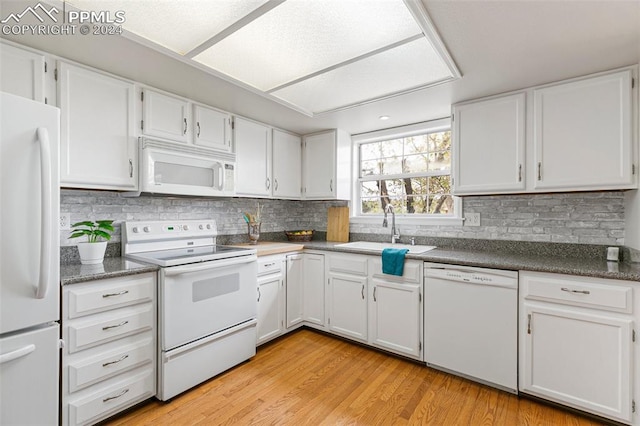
382,204,400,243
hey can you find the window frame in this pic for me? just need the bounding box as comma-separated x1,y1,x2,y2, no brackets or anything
351,118,463,226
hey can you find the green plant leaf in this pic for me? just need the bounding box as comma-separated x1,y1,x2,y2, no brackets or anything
70,221,94,228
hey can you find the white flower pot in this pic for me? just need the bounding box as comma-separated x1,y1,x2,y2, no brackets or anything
77,241,107,265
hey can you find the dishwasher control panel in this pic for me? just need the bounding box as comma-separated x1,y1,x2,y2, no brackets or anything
424,264,518,288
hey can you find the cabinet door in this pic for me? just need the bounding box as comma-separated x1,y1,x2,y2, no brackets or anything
286,254,304,328
257,275,284,345
453,93,526,194
533,70,635,191
193,105,232,153
327,272,367,342
303,131,336,199
0,43,45,102
142,89,190,143
235,117,272,197
521,303,633,423
369,278,421,359
59,62,137,190
303,254,325,326
272,129,302,199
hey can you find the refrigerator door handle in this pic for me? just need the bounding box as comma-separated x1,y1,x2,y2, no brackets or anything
0,344,36,364
35,127,52,299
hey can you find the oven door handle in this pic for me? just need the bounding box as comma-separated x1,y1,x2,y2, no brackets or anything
163,255,257,276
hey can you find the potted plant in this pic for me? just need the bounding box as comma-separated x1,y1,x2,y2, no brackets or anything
69,220,115,265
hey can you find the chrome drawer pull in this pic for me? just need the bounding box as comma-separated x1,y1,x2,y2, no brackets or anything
102,354,129,367
263,262,276,267
102,320,129,331
561,287,590,295
103,388,129,403
102,290,129,298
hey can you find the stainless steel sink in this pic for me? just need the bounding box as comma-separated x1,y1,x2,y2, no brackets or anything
334,241,436,254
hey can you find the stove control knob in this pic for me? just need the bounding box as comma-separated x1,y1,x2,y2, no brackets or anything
183,225,189,231
199,224,204,230
206,224,212,230
143,226,150,233
132,227,139,233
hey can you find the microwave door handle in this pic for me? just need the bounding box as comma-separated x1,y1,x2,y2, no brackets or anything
218,164,224,191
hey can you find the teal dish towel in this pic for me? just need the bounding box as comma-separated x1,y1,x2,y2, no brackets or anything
381,248,409,276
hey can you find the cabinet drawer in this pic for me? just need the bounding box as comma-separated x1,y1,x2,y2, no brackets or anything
257,257,283,276
67,304,154,353
329,254,368,276
68,367,154,426
68,336,153,393
66,274,154,319
369,258,422,283
521,272,633,313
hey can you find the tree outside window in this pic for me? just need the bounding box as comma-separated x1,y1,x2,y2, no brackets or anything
358,130,453,216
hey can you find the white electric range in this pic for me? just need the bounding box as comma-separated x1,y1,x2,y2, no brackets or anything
122,220,257,400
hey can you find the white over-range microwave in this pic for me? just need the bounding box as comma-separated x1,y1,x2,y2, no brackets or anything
140,138,235,197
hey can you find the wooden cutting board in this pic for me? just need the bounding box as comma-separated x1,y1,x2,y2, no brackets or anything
327,207,350,242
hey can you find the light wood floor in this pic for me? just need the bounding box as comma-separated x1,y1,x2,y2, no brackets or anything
105,329,605,426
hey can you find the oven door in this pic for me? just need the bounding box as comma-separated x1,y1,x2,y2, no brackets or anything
159,255,257,351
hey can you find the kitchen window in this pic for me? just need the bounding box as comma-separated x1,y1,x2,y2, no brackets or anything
352,119,462,225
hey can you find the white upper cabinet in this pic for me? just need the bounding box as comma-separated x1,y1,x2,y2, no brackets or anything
58,62,137,190
193,104,232,153
453,93,526,195
0,42,45,103
142,89,190,143
533,69,635,191
272,129,302,199
303,129,351,200
234,116,272,197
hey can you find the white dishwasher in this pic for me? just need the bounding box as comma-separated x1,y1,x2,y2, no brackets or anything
424,262,518,393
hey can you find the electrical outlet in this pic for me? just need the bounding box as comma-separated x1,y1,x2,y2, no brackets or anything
60,213,71,230
465,213,480,227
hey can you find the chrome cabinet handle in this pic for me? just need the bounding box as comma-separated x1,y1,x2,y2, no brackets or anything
274,179,278,191
561,287,590,295
373,287,377,302
197,122,201,138
329,179,333,192
266,178,271,190
183,118,187,135
103,389,129,403
129,159,133,178
518,164,522,182
102,290,129,298
257,287,261,302
102,354,129,367
361,284,365,300
537,162,542,181
102,320,129,331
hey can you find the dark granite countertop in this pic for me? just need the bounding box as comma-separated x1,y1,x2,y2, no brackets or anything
60,257,159,285
302,241,640,282
60,240,640,285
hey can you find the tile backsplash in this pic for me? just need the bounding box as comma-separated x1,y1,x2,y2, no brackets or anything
61,189,625,247
351,191,625,246
60,189,346,247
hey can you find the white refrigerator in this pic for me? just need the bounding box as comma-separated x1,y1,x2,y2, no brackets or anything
0,92,61,425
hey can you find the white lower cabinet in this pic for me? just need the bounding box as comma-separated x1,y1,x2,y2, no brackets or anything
62,273,156,426
368,258,423,360
286,253,304,328
285,252,325,329
257,255,285,345
327,254,368,342
520,271,636,424
324,253,423,360
303,253,326,326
